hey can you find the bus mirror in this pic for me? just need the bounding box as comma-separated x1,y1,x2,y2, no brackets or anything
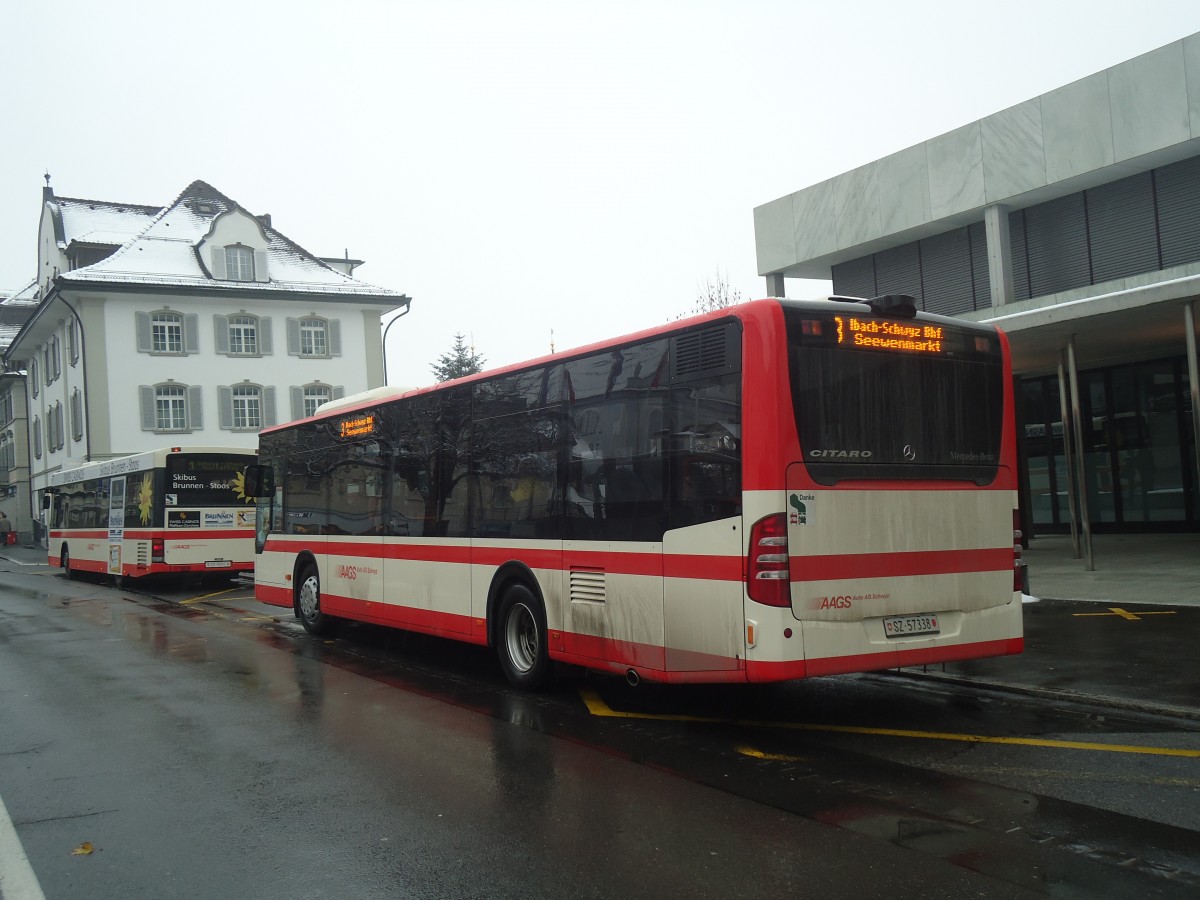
42,492,53,510
243,465,275,498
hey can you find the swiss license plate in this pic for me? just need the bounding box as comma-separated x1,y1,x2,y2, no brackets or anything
205,560,232,569
883,613,940,638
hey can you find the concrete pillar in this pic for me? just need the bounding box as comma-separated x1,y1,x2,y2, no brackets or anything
1186,302,1200,505
1066,336,1094,571
983,204,1015,309
1056,353,1080,558
764,273,786,298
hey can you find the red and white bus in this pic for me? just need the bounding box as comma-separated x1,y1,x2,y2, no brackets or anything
246,296,1023,689
48,447,258,583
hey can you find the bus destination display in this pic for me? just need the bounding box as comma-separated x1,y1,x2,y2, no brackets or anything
339,414,377,438
836,316,944,354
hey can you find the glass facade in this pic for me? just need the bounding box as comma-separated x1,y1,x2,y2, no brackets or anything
1022,357,1196,532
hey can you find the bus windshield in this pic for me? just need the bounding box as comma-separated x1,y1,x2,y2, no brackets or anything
164,453,253,508
785,307,1004,485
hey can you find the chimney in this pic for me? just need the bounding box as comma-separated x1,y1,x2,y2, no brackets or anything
257,213,272,229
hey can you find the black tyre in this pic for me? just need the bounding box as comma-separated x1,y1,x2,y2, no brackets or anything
61,547,76,580
296,562,335,636
496,583,551,690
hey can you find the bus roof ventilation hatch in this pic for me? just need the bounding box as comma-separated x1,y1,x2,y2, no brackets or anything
866,294,918,318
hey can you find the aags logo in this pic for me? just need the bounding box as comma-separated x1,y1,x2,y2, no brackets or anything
818,596,853,609
336,565,357,580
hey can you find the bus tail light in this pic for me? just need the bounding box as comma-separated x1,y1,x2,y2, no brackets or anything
152,538,164,563
748,513,790,607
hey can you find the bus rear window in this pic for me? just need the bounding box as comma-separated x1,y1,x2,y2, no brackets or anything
785,309,1004,485
165,454,253,507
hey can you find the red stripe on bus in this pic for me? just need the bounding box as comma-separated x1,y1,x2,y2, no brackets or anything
260,539,743,581
746,636,1024,682
321,594,486,645
52,528,252,540
792,548,1012,581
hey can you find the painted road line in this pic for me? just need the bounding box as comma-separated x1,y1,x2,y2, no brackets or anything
737,746,808,762
0,790,47,900
180,588,238,605
579,690,1200,759
1073,607,1177,621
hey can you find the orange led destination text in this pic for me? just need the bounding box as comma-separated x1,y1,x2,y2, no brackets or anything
339,415,377,438
836,317,944,353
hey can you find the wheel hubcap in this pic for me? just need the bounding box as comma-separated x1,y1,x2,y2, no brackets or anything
299,575,320,619
504,603,538,673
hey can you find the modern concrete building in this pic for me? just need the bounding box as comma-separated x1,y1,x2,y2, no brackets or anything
755,33,1200,548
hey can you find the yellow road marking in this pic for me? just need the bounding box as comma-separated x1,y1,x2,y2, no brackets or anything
1073,607,1177,621
737,745,808,762
579,689,1200,758
180,588,237,605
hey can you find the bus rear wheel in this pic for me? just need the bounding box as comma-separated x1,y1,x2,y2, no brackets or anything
296,563,335,636
496,583,551,691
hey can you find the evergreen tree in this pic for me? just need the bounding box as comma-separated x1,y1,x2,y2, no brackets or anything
430,333,485,382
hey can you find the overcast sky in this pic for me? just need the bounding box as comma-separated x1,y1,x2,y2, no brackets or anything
3,1,1199,388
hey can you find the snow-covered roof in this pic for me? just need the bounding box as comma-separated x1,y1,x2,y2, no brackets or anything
0,281,39,352
57,180,407,302
52,196,162,249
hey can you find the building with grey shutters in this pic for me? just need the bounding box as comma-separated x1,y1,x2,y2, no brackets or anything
754,33,1200,543
3,179,410,544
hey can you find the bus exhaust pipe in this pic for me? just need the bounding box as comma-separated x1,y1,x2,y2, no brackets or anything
626,669,640,687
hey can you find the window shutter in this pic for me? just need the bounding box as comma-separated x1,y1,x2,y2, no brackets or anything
287,318,300,355
259,317,273,354
329,319,342,356
188,385,203,430
333,386,345,400
211,246,227,280
262,387,276,427
71,389,83,441
139,386,156,431
214,315,230,354
136,311,152,352
1156,155,1200,269
254,249,270,283
53,336,61,379
290,387,303,420
218,386,233,429
33,417,41,459
184,314,200,353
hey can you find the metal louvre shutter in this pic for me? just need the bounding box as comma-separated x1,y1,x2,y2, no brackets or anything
873,241,922,305
1008,210,1031,301
969,221,991,309
1156,155,1200,269
1087,172,1158,283
918,227,974,316
1025,193,1090,297
831,256,876,298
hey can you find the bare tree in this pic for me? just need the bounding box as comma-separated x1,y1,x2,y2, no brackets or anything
689,270,743,316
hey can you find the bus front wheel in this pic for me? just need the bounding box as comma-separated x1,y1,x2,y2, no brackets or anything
296,563,335,636
496,583,551,691
61,547,76,580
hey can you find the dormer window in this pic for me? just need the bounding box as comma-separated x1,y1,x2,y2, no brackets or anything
225,245,255,281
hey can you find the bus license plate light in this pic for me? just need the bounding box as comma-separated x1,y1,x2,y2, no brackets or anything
882,613,940,638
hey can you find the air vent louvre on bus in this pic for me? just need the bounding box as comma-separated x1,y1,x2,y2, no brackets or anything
670,322,741,384
570,567,606,603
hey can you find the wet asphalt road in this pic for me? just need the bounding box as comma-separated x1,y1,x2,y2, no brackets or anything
2,566,1199,899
